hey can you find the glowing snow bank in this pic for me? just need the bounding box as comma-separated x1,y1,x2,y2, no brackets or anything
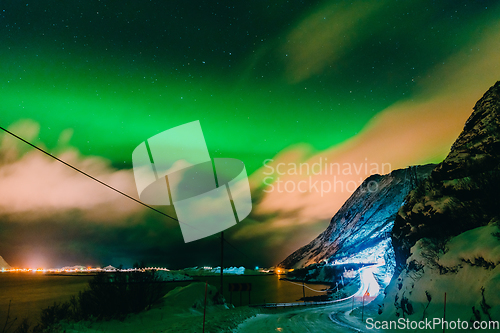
211,266,246,275
156,270,193,281
331,238,391,265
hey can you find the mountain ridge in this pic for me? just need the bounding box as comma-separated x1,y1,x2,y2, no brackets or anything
279,164,435,270
380,81,500,323
278,81,500,323
392,81,500,268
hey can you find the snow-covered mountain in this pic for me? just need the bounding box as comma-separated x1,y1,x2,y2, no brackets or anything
279,164,435,270
382,81,500,324
392,81,500,267
280,81,500,326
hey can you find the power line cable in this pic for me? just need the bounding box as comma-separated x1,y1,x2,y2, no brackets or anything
222,235,257,264
0,125,179,222
282,280,328,293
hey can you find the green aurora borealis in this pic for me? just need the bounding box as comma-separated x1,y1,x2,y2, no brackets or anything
3,0,498,172
1,39,384,174
1,0,500,268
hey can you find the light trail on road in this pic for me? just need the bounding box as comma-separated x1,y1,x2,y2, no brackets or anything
235,264,384,332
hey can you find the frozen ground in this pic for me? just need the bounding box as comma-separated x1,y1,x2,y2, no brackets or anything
57,282,258,333
54,265,382,332
233,302,376,333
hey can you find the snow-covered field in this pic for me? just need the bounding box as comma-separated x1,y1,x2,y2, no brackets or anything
56,282,258,333
155,269,194,281
52,265,384,332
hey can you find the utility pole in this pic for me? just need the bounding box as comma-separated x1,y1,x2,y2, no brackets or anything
202,281,208,333
443,292,447,333
220,231,224,294
361,293,365,322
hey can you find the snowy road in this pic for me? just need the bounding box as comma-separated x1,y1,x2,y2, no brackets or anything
355,264,381,298
235,264,382,333
235,302,355,332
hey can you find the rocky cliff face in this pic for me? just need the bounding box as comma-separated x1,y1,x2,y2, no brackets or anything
392,81,500,268
278,81,500,324
381,81,500,324
279,164,435,270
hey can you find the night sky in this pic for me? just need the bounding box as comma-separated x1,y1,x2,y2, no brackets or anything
1,0,500,269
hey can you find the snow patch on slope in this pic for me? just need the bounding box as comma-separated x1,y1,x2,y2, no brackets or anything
380,223,500,327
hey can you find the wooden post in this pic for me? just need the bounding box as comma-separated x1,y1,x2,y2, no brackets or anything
220,231,224,295
202,281,208,333
443,292,447,333
361,294,365,322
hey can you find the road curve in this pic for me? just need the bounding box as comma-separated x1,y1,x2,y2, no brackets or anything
235,264,382,333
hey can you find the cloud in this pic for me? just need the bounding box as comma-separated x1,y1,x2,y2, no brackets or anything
0,121,222,268
235,21,500,260
0,120,145,223
2,19,500,268
281,0,386,83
